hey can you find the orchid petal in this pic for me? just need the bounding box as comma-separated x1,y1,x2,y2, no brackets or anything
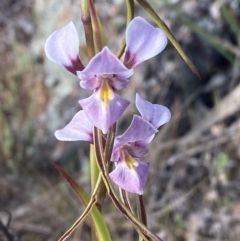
114,115,157,149
77,47,133,90
126,141,149,158
109,161,149,195
80,76,101,90
111,149,122,162
79,92,129,134
45,22,84,74
124,17,167,69
136,94,171,128
55,111,93,143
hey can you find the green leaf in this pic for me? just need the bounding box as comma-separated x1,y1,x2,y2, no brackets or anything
54,164,112,241
136,0,200,79
90,144,99,191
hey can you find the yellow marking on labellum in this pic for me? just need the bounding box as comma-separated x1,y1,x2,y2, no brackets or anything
99,78,114,110
124,151,139,169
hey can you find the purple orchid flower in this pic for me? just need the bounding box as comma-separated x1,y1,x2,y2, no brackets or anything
77,47,132,134
109,95,171,195
109,115,157,195
45,17,167,134
54,95,171,195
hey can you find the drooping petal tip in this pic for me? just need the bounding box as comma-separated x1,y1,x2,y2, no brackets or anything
124,17,168,69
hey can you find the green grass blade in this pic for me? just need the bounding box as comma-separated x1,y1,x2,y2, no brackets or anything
136,0,200,79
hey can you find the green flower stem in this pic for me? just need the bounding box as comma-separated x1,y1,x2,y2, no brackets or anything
90,144,99,192
137,195,147,225
80,0,95,58
80,2,99,241
97,16,107,47
116,0,134,58
126,0,134,24
136,195,148,241
104,124,116,164
137,195,148,240
94,124,116,208
88,0,103,52
120,188,134,213
117,38,126,59
136,0,200,79
93,127,163,241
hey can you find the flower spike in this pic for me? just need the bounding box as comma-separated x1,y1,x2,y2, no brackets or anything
45,22,84,74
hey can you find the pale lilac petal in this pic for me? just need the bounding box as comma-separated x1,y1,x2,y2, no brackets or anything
108,76,130,90
114,115,157,149
45,22,84,74
55,111,93,143
124,17,167,69
79,92,129,134
80,76,101,90
126,141,149,158
111,149,122,162
77,47,133,90
136,94,171,128
109,161,149,194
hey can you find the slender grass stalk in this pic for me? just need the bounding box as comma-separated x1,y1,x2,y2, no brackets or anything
178,13,240,59
90,144,99,192
57,174,103,241
117,0,134,58
136,0,200,79
120,189,134,214
221,4,240,37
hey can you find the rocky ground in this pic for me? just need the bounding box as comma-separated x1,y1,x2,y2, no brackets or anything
0,0,239,240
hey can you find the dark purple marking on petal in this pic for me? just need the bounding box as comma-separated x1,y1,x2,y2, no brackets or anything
123,50,136,69
65,56,84,74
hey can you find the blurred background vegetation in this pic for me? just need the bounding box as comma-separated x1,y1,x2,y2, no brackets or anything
0,0,239,240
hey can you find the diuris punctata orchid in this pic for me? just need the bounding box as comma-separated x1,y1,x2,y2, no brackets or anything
54,94,170,194
45,17,167,134
109,94,171,194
